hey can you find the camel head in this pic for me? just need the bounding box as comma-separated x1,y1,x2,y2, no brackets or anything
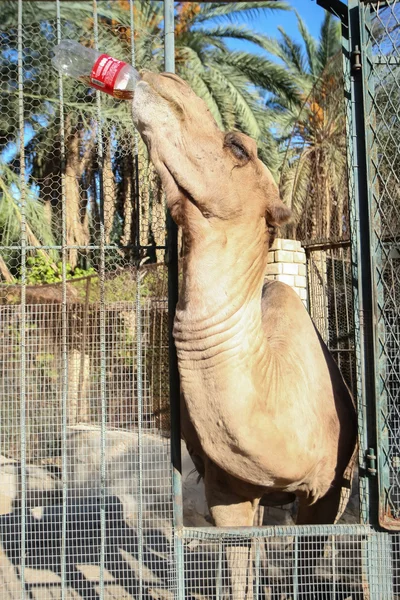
132,71,291,242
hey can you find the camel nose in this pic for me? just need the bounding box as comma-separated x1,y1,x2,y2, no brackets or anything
138,69,154,82
138,70,190,97
138,70,166,94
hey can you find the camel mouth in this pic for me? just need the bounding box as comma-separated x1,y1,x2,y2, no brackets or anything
132,73,203,211
132,72,187,134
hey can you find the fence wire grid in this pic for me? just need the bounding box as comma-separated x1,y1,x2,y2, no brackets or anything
0,1,174,598
359,0,400,529
1,0,400,599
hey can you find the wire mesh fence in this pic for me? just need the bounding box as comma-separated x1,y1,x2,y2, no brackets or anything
0,267,169,462
306,243,356,397
359,0,400,528
0,1,174,598
1,0,400,598
180,526,395,600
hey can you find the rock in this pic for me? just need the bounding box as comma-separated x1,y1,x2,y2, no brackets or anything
0,456,62,515
65,426,209,528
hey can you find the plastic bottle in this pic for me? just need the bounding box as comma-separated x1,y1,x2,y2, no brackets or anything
52,40,140,100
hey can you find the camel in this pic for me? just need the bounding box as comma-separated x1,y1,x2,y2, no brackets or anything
132,70,358,597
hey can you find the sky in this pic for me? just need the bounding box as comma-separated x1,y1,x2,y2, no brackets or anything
223,0,327,53
258,0,326,41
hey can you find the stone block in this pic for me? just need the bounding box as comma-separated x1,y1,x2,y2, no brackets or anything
267,251,275,263
295,275,307,288
298,264,306,276
275,250,294,263
282,263,298,275
270,238,282,250
299,288,307,300
280,239,301,251
294,251,306,264
266,263,283,275
275,274,295,286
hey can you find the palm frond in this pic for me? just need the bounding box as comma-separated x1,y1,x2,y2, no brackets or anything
176,46,225,129
215,51,300,105
318,12,341,70
279,147,312,219
277,27,306,74
191,24,282,53
295,11,318,77
0,165,57,260
196,2,290,24
204,61,262,140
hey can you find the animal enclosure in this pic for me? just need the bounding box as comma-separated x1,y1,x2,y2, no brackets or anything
0,1,400,599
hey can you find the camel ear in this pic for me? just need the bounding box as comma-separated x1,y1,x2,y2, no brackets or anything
266,199,292,227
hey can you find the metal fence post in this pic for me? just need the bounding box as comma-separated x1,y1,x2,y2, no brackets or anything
164,1,185,598
358,0,400,533
93,2,107,597
17,2,27,595
344,0,379,527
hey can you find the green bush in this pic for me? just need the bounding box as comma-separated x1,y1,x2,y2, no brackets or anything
21,255,96,285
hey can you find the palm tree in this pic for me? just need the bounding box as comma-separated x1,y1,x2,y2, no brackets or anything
267,11,348,243
1,0,300,277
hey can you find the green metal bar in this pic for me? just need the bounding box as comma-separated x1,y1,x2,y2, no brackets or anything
93,2,106,597
344,0,379,526
216,539,223,600
293,535,299,600
135,269,144,600
360,4,400,530
358,0,391,530
55,1,68,597
17,2,27,596
316,0,348,25
179,523,374,539
163,2,185,598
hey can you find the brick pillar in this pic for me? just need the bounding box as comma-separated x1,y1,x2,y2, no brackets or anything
265,238,307,306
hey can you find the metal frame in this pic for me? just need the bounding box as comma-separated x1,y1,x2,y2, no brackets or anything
358,0,400,530
3,1,400,598
164,1,395,598
341,0,380,528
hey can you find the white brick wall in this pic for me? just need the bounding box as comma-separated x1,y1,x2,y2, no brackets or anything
265,238,308,306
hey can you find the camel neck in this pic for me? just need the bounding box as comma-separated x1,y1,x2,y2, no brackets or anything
174,221,269,365
180,222,267,312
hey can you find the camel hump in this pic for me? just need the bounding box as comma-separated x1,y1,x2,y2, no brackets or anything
262,278,304,306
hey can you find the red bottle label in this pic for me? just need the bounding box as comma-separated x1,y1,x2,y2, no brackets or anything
90,54,127,96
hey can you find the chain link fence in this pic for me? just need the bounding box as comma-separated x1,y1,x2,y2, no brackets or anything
1,0,400,598
0,1,174,597
359,0,400,529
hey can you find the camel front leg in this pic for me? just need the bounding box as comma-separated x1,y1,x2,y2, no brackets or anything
204,461,260,600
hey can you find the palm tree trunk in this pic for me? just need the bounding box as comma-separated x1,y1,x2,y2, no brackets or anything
65,119,90,268
103,138,116,244
120,153,135,248
140,165,151,248
151,179,166,262
0,254,14,283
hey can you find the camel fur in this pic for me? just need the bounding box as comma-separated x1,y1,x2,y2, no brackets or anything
132,71,357,594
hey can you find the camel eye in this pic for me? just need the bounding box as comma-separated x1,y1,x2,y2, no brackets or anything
224,133,250,163
231,141,249,160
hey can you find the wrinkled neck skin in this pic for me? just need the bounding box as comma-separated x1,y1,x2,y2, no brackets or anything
174,215,269,371
174,214,287,485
